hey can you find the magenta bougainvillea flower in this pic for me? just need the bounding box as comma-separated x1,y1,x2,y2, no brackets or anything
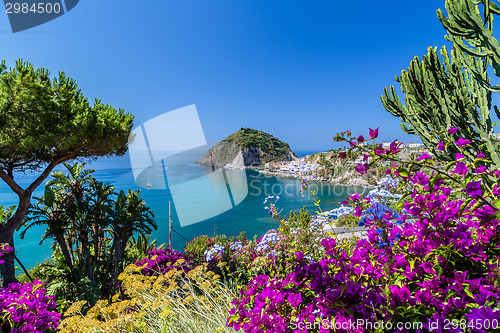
0,243,13,265
455,137,472,147
475,166,487,174
355,163,369,174
228,132,500,333
369,127,379,140
417,152,431,161
454,162,468,175
350,193,361,202
465,181,482,198
136,248,189,276
0,281,60,332
494,184,500,196
389,140,401,154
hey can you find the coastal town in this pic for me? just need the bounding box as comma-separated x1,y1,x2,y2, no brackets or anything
259,141,428,184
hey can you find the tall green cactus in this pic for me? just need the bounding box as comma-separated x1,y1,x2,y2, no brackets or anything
438,0,500,91
381,0,500,168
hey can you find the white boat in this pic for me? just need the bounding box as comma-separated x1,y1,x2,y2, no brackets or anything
147,174,152,189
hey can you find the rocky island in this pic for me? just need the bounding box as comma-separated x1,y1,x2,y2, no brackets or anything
197,128,298,168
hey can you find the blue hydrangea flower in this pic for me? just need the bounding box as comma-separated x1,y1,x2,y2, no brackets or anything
362,203,400,224
366,188,393,202
256,232,280,252
324,206,353,219
229,241,243,252
204,244,225,262
378,175,399,188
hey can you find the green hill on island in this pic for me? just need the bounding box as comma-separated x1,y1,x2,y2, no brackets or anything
197,128,298,167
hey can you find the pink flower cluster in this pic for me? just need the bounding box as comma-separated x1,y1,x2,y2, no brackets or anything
228,131,500,333
0,243,13,265
0,281,60,332
135,248,190,276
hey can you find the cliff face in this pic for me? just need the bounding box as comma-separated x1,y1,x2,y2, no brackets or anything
197,128,298,168
305,151,385,187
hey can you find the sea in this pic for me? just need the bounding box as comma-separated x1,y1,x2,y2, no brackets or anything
0,150,365,270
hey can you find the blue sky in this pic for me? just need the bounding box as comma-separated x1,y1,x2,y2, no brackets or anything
1,0,451,151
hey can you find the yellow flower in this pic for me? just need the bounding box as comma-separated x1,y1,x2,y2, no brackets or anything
174,258,185,265
64,300,87,317
111,293,121,303
183,295,195,304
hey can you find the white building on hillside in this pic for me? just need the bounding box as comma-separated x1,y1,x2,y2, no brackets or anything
381,142,392,149
408,142,425,149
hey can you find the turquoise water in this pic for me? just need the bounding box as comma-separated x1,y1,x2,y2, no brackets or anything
0,152,364,270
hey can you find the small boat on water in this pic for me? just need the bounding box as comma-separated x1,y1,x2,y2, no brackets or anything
147,174,152,189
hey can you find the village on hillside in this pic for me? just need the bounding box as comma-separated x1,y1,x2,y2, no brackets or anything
261,141,428,181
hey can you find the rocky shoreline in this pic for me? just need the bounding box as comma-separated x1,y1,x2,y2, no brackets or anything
252,167,377,189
